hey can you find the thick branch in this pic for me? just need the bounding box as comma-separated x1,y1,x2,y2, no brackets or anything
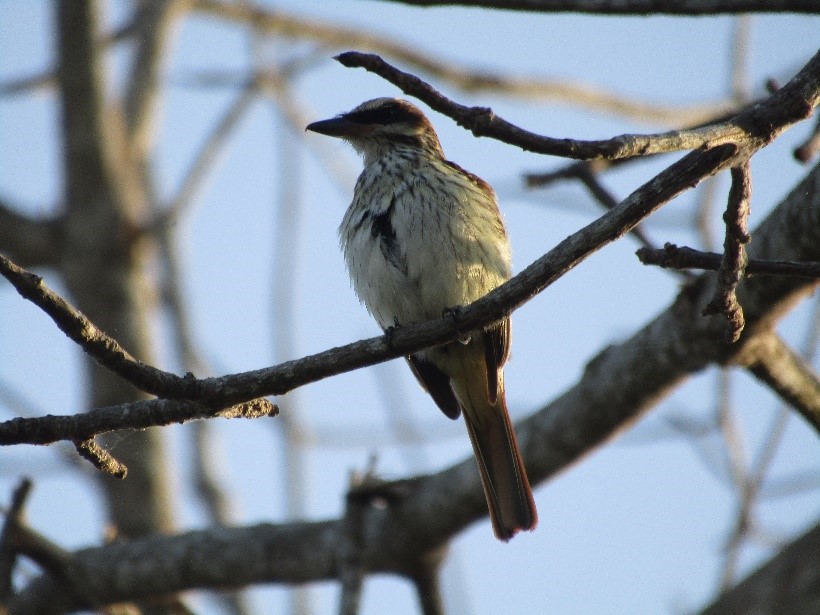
2,51,817,444
0,141,741,420
737,332,820,433
383,0,819,14
8,158,820,613
334,50,820,160
57,0,180,544
698,521,820,615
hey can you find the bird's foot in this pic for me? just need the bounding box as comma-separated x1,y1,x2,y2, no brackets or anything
442,305,464,321
383,318,401,348
442,305,471,344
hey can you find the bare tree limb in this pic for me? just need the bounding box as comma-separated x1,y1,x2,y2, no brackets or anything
379,0,820,15
193,0,734,125
525,160,665,255
794,113,820,163
73,439,127,478
1,48,817,444
0,72,55,96
0,140,740,421
7,158,819,612
413,570,445,615
698,520,820,615
336,479,369,615
0,398,277,447
637,244,820,278
736,331,820,433
123,0,192,159
56,0,177,549
0,478,32,600
333,50,820,160
703,162,752,342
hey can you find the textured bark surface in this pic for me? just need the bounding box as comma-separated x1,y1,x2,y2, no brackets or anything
8,161,818,615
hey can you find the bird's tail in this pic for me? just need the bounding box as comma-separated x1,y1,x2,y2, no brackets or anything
453,361,537,541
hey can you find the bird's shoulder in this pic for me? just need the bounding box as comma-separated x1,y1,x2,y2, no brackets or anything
439,158,495,197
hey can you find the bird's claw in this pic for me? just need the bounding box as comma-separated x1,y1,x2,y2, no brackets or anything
442,305,471,344
442,305,464,321
383,319,401,348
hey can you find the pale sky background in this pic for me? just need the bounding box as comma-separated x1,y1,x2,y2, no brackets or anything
1,2,819,614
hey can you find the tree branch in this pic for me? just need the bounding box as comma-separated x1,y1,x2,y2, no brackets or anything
698,520,820,615
7,158,819,612
333,50,820,160
736,331,820,433
0,140,740,422
380,0,820,14
0,398,277,446
0,478,32,600
193,0,734,125
794,113,820,163
2,49,817,445
703,162,753,342
637,244,820,278
123,0,192,159
73,439,128,478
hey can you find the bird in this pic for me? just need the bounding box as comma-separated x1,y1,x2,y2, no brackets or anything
306,97,537,541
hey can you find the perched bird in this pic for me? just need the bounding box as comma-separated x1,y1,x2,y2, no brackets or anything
307,98,537,541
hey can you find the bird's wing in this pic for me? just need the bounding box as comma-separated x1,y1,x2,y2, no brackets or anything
406,354,462,419
483,317,511,405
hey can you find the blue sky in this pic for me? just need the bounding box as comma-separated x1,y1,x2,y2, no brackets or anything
1,2,818,613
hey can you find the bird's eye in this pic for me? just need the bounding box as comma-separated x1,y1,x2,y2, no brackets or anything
376,103,399,124
347,102,407,126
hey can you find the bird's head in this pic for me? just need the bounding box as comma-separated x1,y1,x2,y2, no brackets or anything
306,98,443,163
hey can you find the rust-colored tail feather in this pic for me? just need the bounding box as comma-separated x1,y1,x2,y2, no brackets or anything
461,386,537,541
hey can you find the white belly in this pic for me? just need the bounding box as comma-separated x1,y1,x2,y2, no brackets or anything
339,157,511,331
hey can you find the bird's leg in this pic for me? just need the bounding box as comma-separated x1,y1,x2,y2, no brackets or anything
442,305,471,344
383,318,402,348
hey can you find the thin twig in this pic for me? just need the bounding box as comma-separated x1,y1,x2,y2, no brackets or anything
333,51,820,160
195,0,734,125
337,475,369,615
695,175,723,252
703,162,753,342
0,141,741,414
378,0,820,14
730,16,754,103
74,439,128,478
794,114,820,163
161,85,258,225
526,160,662,254
636,244,820,278
0,478,33,600
0,398,278,447
413,570,446,615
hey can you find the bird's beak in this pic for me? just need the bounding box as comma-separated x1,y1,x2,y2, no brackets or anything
306,116,372,138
